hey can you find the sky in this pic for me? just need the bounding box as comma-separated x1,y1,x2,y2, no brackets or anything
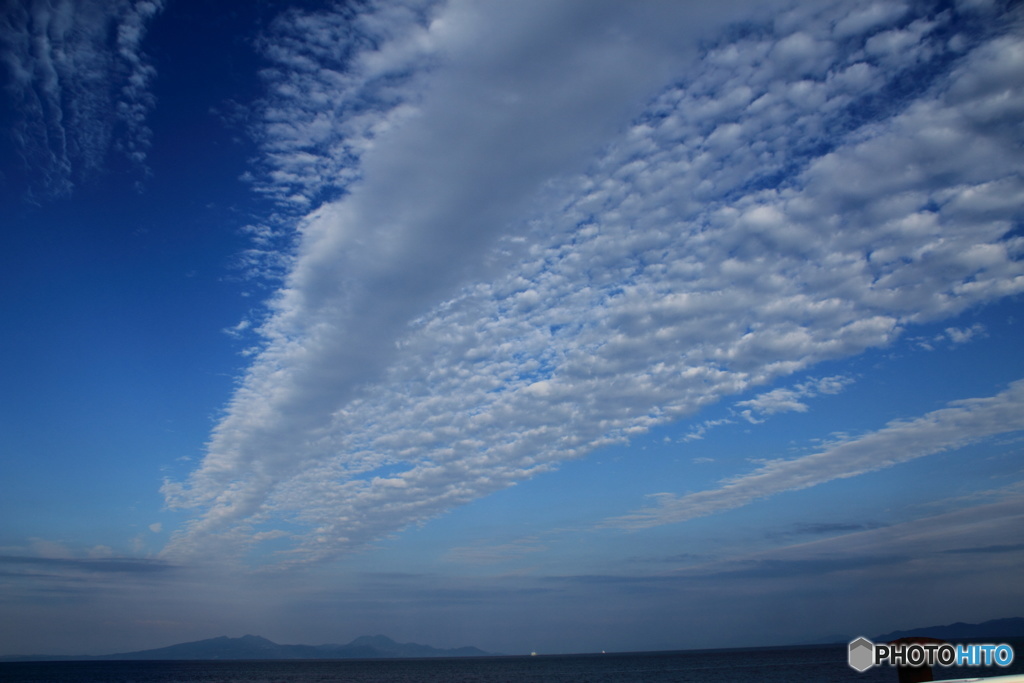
1,0,1023,658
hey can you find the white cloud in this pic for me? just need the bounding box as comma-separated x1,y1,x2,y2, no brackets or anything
735,375,854,422
683,374,852,437
222,318,252,338
684,419,736,443
945,324,986,345
607,379,1024,530
0,0,164,197
832,1,909,39
165,0,1024,565
911,322,987,350
249,0,438,209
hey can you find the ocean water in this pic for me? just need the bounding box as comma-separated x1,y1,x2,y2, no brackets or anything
3,644,1022,682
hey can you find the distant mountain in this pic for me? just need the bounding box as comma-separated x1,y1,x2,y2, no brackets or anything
0,634,490,662
874,617,1024,642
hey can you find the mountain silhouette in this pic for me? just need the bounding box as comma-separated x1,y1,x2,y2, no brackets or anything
1,634,490,662
874,617,1024,642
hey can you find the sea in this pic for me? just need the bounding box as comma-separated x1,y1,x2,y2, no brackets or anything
3,643,1023,683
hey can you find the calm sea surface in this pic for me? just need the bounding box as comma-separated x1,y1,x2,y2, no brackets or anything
3,644,1023,682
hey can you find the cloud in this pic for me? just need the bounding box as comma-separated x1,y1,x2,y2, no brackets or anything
911,322,988,350
606,379,1024,530
941,543,1024,555
0,0,163,198
248,0,437,209
683,374,852,438
165,0,1024,565
683,420,735,443
759,520,891,543
945,324,986,345
708,494,1024,583
0,553,175,577
163,0,780,561
557,494,1024,592
734,375,854,423
688,554,908,581
785,521,887,536
445,537,546,566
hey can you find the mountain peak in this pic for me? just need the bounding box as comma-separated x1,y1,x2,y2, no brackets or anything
349,635,399,648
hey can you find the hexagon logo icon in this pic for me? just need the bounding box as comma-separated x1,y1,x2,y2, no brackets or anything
848,637,875,672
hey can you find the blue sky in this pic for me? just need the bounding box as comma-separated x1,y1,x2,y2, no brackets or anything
1,0,1023,657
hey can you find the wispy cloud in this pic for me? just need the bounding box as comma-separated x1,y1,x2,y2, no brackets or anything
734,375,854,423
941,543,1024,555
606,379,1024,530
0,554,175,575
682,374,853,440
164,0,1024,565
910,322,988,351
445,536,546,566
559,495,1024,591
697,494,1024,584
0,0,163,198
683,419,736,443
784,521,887,537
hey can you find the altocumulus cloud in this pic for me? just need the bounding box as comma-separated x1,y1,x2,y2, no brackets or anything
163,0,1024,565
0,0,163,197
